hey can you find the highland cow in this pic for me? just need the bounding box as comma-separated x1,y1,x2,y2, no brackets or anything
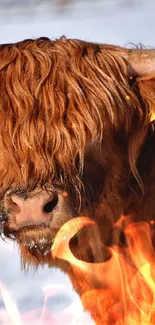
0,37,155,324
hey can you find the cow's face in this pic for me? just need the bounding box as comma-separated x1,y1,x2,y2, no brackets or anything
0,146,106,268
0,183,76,266
0,37,138,269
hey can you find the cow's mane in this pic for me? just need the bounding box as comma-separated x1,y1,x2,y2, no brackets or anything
0,37,153,204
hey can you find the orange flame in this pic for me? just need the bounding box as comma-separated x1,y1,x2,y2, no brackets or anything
51,216,155,325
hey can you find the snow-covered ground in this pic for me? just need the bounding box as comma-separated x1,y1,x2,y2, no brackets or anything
0,1,155,324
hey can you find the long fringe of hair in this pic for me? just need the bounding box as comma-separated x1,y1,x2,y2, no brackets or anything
0,37,152,196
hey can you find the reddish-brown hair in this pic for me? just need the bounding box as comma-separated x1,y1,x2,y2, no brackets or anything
1,37,155,324
0,37,152,199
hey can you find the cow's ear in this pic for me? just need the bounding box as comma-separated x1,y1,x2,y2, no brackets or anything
122,49,155,77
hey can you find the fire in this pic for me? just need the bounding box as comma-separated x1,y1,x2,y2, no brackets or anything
2,215,155,325
51,216,155,325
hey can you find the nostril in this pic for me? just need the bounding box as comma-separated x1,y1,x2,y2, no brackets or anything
7,197,20,214
43,194,58,213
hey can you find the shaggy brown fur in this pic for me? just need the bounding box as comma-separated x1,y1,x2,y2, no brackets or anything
1,36,155,323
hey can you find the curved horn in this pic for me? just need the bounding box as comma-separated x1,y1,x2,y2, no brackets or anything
121,49,155,77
